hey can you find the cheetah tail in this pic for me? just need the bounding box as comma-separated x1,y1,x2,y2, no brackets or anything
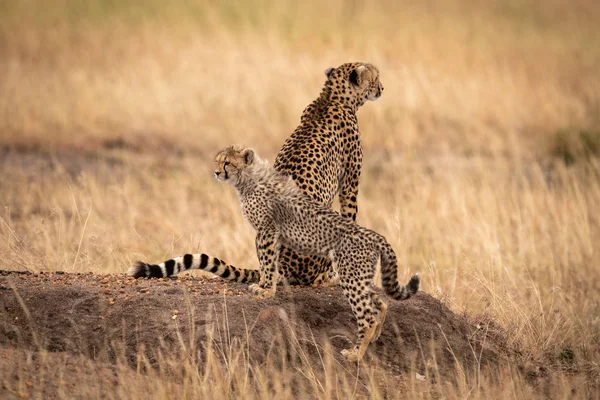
378,240,420,301
127,253,259,283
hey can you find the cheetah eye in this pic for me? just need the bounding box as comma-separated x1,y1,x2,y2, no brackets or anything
224,161,230,166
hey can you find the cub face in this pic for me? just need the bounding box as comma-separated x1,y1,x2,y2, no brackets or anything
214,146,255,185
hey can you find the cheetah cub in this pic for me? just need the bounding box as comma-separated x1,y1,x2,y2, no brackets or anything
215,145,420,361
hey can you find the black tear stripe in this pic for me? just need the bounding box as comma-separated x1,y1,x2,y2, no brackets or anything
165,259,175,277
199,254,209,269
149,264,164,278
183,254,193,270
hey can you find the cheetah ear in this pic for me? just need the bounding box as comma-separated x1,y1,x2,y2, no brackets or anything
324,67,335,77
349,65,367,87
242,148,255,165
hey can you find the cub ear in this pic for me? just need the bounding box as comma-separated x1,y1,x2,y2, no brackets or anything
349,65,367,87
324,67,335,77
242,148,255,165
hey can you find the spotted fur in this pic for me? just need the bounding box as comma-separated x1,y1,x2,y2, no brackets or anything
215,145,420,362
129,62,383,285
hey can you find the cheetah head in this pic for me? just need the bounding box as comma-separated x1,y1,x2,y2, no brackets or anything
324,62,384,105
214,145,256,186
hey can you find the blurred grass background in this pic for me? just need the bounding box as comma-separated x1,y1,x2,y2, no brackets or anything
1,0,599,155
1,0,600,397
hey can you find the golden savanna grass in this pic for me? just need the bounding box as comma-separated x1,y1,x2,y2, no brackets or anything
1,0,600,397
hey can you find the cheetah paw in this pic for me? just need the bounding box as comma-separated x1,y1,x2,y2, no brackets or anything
324,272,340,287
341,348,361,362
249,283,275,299
312,272,340,288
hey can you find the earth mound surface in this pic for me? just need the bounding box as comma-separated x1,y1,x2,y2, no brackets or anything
0,270,515,398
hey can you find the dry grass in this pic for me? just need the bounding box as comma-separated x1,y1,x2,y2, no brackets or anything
1,310,571,400
1,0,600,397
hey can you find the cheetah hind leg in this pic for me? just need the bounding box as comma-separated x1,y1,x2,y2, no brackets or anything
371,298,388,343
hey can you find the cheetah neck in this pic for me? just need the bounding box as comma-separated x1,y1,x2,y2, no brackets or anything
313,84,333,109
305,82,362,119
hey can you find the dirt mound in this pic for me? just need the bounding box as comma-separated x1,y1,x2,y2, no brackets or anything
0,270,516,397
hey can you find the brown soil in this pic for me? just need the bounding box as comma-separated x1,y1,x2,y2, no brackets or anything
0,270,518,398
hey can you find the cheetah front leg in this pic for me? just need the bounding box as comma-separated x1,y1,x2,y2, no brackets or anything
249,230,280,299
338,144,362,222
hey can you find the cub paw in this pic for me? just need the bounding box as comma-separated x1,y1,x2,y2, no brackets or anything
341,347,361,362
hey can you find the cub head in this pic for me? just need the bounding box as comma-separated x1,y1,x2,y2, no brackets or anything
324,62,384,106
214,145,255,185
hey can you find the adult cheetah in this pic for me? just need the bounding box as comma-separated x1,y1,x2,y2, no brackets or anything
211,145,419,361
130,62,384,286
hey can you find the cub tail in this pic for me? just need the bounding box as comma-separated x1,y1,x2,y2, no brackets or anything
128,253,259,283
376,236,420,300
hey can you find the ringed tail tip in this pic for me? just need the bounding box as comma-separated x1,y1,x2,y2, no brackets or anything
128,261,149,278
408,273,420,296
